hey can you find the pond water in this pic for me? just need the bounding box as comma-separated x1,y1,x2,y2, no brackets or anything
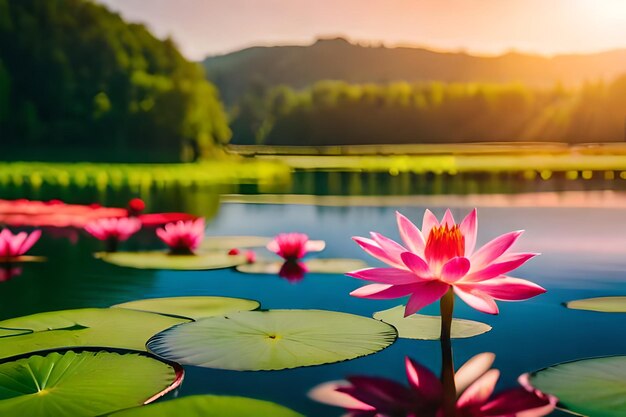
1,180,626,416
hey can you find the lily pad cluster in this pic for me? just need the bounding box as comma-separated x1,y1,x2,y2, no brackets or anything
0,295,400,415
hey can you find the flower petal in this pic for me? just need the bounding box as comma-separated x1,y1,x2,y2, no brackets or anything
18,230,41,255
421,209,440,239
353,237,405,269
457,369,500,408
370,232,407,264
305,240,326,253
479,385,557,417
453,287,500,314
396,211,425,255
464,253,537,282
441,209,455,227
467,277,546,301
346,268,420,285
459,209,477,256
8,232,27,256
350,283,419,300
470,230,523,271
405,357,442,402
342,376,416,412
455,352,496,396
400,252,431,278
404,281,450,316
440,257,470,283
309,381,375,411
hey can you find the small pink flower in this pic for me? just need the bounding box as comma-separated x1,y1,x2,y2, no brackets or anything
245,250,256,264
228,248,241,256
84,217,141,241
310,353,557,417
0,229,41,258
156,218,205,254
348,209,545,316
267,233,325,260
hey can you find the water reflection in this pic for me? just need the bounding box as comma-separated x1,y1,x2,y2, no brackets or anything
278,261,309,282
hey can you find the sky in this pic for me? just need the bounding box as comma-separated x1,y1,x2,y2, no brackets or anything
99,0,626,60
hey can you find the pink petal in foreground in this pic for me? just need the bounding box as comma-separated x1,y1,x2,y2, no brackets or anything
459,209,477,256
454,352,496,395
370,232,408,265
470,230,523,270
464,253,537,282
350,283,419,300
454,286,500,314
400,252,431,278
405,357,442,402
404,280,450,316
346,268,420,285
352,237,405,269
396,211,425,255
308,381,375,411
441,209,455,227
468,277,546,301
457,369,500,408
421,209,440,239
440,257,470,283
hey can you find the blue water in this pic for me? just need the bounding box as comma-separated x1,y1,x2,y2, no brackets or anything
2,200,626,416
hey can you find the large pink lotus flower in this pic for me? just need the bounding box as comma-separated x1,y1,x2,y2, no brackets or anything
348,209,545,316
0,229,42,258
156,218,205,254
310,353,557,417
84,217,141,241
267,233,325,260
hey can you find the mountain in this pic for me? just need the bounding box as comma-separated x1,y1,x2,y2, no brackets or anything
203,37,626,105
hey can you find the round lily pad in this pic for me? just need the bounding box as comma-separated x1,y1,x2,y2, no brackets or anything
373,305,492,340
147,309,397,371
236,259,368,275
0,308,187,359
565,296,626,313
0,349,182,417
529,356,626,417
108,394,304,417
112,296,260,320
200,236,271,250
96,251,247,270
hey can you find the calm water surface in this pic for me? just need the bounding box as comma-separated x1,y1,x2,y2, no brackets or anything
1,188,625,416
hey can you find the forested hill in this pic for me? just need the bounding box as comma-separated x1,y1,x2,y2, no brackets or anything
203,37,626,105
0,0,230,162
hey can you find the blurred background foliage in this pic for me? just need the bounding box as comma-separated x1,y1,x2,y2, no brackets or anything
229,79,626,146
0,0,230,162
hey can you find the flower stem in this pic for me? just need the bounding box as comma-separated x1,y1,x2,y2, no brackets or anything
440,287,456,417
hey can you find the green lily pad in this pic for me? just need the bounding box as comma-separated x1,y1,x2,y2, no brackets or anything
108,394,304,417
0,349,182,417
0,328,32,338
236,258,368,274
112,296,260,320
200,236,271,250
147,309,397,371
565,296,626,313
373,305,492,340
96,251,247,270
529,356,626,417
0,308,187,359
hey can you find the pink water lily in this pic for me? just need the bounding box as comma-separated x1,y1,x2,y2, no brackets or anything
310,353,556,417
348,209,545,316
84,217,141,241
0,228,41,258
156,218,205,254
267,233,325,260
